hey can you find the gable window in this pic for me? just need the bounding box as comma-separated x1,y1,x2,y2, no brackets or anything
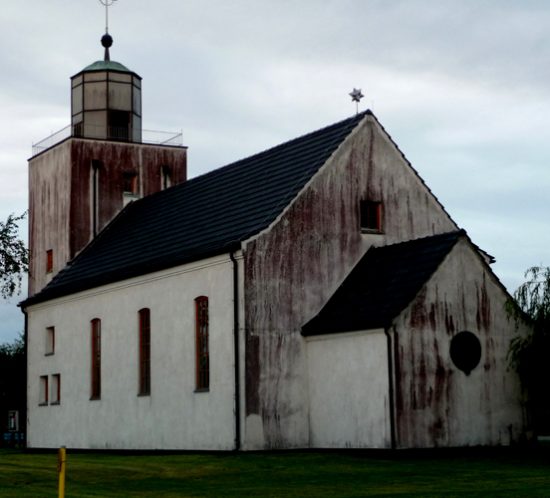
39,376,48,406
45,326,55,356
138,308,151,396
91,318,101,400
46,249,53,273
51,374,61,405
360,200,383,233
195,296,209,391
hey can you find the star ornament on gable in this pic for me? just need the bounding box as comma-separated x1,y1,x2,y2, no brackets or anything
349,88,364,115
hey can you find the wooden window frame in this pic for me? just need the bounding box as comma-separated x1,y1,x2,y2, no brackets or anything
360,200,383,234
138,308,151,396
45,326,55,356
39,375,48,406
195,296,210,391
51,374,61,405
91,318,101,400
46,249,53,273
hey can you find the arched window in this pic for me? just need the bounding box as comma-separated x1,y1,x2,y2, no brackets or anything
138,308,151,395
91,318,101,400
195,297,209,391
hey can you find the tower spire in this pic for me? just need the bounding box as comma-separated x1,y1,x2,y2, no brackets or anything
99,0,118,61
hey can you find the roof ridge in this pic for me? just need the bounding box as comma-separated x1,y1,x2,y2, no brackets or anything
125,110,372,210
372,229,465,251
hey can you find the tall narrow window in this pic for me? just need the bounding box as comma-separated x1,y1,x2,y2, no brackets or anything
51,374,61,405
195,296,209,391
45,326,55,355
161,165,172,190
91,160,101,237
91,318,101,400
39,376,48,406
360,200,383,233
138,308,151,396
46,249,53,273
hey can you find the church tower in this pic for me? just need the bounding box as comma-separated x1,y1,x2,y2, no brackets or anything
28,32,187,296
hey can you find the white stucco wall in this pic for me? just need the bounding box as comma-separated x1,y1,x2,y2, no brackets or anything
26,254,238,450
306,329,391,448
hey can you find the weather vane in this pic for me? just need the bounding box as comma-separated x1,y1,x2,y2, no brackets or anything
99,0,119,34
349,88,364,115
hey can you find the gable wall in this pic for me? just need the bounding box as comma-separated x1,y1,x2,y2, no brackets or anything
26,254,236,450
392,238,528,448
242,115,458,449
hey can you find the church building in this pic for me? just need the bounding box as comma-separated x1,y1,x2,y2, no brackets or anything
22,32,529,450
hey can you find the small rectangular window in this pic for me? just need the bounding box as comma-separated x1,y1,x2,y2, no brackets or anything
138,308,151,396
360,200,383,233
45,326,55,355
91,319,101,400
123,172,138,194
51,374,61,405
195,296,209,391
46,249,53,273
39,376,48,405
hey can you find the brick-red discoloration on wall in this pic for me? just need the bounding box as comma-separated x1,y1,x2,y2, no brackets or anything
393,238,525,448
242,115,457,449
28,138,186,295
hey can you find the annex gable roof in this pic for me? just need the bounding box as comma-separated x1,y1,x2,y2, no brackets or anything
302,231,465,336
24,111,371,306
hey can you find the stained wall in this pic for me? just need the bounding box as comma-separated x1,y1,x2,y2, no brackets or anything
242,115,458,449
28,138,186,295
392,237,528,448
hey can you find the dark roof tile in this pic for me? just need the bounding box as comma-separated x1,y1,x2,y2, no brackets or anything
24,111,370,306
301,231,464,335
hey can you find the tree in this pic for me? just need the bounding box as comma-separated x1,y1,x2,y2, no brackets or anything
0,334,26,437
0,213,28,299
508,266,550,435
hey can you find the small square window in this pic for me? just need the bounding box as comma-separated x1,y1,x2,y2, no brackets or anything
46,249,53,273
360,200,383,233
45,327,55,355
51,374,61,405
39,376,48,406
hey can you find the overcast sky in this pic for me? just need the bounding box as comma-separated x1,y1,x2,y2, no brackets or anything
0,0,549,343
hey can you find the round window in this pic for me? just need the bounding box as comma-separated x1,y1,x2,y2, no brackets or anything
450,331,482,375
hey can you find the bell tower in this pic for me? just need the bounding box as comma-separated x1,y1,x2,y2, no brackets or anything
28,25,187,296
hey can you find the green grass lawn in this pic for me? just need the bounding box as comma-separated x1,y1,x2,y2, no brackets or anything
1,447,550,497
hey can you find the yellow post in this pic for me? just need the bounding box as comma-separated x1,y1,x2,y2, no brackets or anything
58,446,66,498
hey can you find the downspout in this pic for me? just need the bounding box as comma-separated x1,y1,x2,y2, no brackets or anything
384,326,397,450
230,251,241,451
22,308,28,449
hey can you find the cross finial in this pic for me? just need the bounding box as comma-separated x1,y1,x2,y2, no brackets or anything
99,0,119,34
99,0,118,61
349,88,364,115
